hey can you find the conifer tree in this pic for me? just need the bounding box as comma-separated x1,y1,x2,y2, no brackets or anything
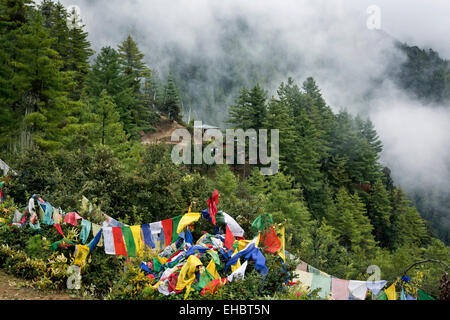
162,75,182,122
117,35,154,135
86,46,134,134
89,89,129,155
389,187,430,249
366,179,392,246
328,187,376,253
117,34,149,93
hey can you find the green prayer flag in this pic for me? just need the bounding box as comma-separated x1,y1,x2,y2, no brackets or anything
153,258,162,273
121,225,136,258
251,213,273,232
171,215,182,243
80,219,92,244
50,239,77,251
377,291,388,300
192,269,215,291
418,289,435,300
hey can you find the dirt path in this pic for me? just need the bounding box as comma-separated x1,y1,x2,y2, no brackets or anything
0,269,80,300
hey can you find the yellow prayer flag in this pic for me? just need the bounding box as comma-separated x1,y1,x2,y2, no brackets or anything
385,282,397,300
176,255,203,299
206,259,221,279
176,212,201,234
130,225,143,255
254,233,261,248
74,245,90,268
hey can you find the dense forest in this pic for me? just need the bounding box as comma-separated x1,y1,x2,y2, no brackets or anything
0,0,449,299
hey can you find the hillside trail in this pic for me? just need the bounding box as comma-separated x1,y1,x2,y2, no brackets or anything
0,269,80,300
141,116,186,145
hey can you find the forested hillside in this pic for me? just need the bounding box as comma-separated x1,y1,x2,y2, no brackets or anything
0,0,449,299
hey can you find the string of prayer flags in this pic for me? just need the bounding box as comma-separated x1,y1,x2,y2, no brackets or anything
296,260,308,272
53,207,61,225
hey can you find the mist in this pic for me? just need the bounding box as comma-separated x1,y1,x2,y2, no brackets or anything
56,0,449,230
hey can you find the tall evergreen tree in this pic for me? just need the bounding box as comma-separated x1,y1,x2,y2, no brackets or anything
86,46,134,134
365,179,392,246
117,34,149,93
162,74,182,122
117,35,154,135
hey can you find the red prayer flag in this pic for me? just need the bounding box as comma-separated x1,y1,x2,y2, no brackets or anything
207,189,219,225
260,226,281,253
54,224,65,237
224,225,235,250
200,278,228,296
161,218,173,246
112,227,127,256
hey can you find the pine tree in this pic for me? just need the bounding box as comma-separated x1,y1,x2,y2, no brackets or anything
263,95,294,172
65,5,93,98
162,75,182,122
117,34,149,93
227,84,267,130
89,90,129,155
366,179,392,246
86,46,134,134
0,0,34,150
117,35,154,135
248,84,267,130
12,9,76,151
328,187,376,253
389,187,430,249
227,87,252,130
277,79,323,199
